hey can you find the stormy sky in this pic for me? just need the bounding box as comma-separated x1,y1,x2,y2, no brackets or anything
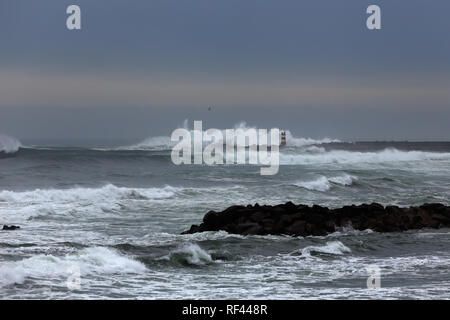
0,0,449,144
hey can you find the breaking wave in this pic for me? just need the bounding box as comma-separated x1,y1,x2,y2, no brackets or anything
0,247,147,287
296,241,352,258
0,134,21,154
113,120,337,151
293,174,356,192
0,184,179,220
164,243,213,266
109,121,450,168
0,184,177,204
117,136,174,151
0,184,251,221
284,131,339,147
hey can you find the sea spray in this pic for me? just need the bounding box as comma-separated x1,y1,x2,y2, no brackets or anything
0,134,21,154
114,121,336,151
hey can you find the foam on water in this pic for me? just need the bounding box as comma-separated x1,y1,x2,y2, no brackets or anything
280,148,450,165
293,174,356,192
294,176,331,192
2,134,450,299
0,184,177,204
166,243,213,266
284,131,340,147
113,121,338,151
117,136,174,151
297,241,352,257
114,124,450,168
0,184,179,221
0,247,147,287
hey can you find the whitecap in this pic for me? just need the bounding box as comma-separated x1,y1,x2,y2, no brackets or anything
296,241,352,257
0,184,177,204
167,243,213,266
280,148,450,165
110,121,338,151
293,176,331,192
293,174,356,192
0,247,147,287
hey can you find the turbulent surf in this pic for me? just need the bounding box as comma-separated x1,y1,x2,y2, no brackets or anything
1,127,450,299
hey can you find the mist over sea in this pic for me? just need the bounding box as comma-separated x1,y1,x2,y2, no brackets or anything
1,124,450,299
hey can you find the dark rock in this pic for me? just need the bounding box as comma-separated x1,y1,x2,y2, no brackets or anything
2,225,20,231
283,201,297,213
432,214,450,224
303,211,326,225
203,210,219,224
250,211,267,223
324,220,336,233
242,224,265,235
181,224,200,234
182,203,450,237
286,220,306,236
420,203,446,213
235,222,260,234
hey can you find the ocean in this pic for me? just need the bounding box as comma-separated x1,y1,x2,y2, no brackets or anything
1,128,450,299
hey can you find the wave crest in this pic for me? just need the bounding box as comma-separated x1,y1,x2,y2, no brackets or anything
117,136,174,151
166,243,213,266
296,241,352,258
0,184,176,204
293,174,356,192
0,247,146,287
0,184,179,220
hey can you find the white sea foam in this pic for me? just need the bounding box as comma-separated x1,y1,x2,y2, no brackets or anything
0,184,250,221
114,123,450,169
328,174,356,186
113,121,337,151
284,131,340,147
294,176,332,192
280,148,450,165
0,134,21,154
168,243,213,265
117,136,175,151
0,184,176,204
0,184,179,221
115,119,189,151
293,174,356,192
0,247,147,287
298,241,352,257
